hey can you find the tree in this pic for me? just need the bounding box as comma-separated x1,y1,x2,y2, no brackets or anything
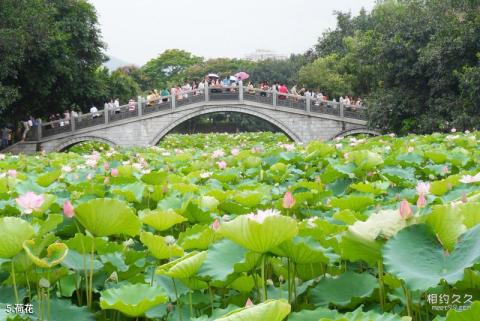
89,68,140,107
250,54,309,86
0,0,105,120
184,58,255,81
142,49,203,89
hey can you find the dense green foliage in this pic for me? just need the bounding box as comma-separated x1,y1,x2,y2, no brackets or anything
0,132,480,320
0,0,105,120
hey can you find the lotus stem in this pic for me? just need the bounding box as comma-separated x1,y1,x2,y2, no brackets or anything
25,271,31,300
172,278,182,321
11,262,19,304
189,290,193,318
208,283,214,314
287,258,291,303
261,254,267,301
74,221,89,306
150,261,157,286
47,269,51,321
88,240,95,308
377,259,385,312
401,282,413,318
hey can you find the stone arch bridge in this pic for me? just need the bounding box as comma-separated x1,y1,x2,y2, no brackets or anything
8,86,376,154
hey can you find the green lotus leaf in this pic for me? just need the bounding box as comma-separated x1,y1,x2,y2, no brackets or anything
215,299,290,321
330,194,375,211
218,214,298,253
0,217,35,258
100,283,168,317
156,251,207,279
310,271,378,307
37,170,61,187
141,170,168,185
426,205,467,251
346,150,384,170
445,301,480,321
198,239,247,281
23,240,68,268
111,182,145,203
140,231,184,259
339,230,382,266
271,236,337,264
318,307,412,321
74,198,141,237
231,191,263,208
229,275,255,292
139,209,187,231
383,224,480,291
178,224,222,250
350,181,390,195
288,307,338,321
31,298,95,321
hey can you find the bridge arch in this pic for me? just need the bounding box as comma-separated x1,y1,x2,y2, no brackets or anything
53,136,117,152
149,106,302,145
331,128,381,140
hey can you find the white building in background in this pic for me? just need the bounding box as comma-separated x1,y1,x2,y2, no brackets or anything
245,49,288,62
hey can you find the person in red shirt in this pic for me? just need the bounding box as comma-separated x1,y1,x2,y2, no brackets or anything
278,84,288,100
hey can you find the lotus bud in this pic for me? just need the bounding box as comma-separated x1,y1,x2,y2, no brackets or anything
461,193,468,203
245,298,254,307
167,303,174,312
111,168,119,177
162,185,168,193
103,162,110,171
282,191,296,209
416,193,427,208
216,160,227,169
63,200,75,218
407,146,414,153
442,166,449,174
212,219,220,231
399,199,413,219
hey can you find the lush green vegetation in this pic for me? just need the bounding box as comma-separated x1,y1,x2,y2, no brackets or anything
0,132,479,320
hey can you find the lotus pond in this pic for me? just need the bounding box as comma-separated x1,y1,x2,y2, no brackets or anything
1,131,479,321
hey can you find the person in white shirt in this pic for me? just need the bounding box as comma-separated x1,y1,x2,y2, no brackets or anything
114,98,120,114
90,106,99,118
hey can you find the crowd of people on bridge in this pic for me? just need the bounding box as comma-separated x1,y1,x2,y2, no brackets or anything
3,73,363,149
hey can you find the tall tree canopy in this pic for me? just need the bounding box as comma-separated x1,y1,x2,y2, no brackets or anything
0,0,105,120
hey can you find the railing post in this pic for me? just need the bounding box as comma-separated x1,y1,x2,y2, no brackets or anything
238,80,243,103
340,102,344,119
37,120,42,140
306,96,311,112
204,82,209,102
138,96,143,116
104,107,109,124
171,91,176,109
273,90,277,107
70,112,75,132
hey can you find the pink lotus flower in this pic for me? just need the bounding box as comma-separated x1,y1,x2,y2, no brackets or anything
212,149,225,158
407,146,415,153
416,193,427,208
442,166,449,174
399,199,413,219
212,219,220,231
111,168,119,177
245,298,254,307
416,182,430,195
335,143,342,149
63,200,75,218
216,161,227,170
246,209,280,223
7,169,17,178
16,192,45,214
451,128,457,133
281,143,295,151
103,162,110,171
282,191,296,209
61,166,72,173
85,158,97,167
460,173,480,184
231,148,240,156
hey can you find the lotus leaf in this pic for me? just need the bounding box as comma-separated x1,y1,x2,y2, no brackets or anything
214,299,290,321
74,198,141,237
271,236,336,264
445,301,480,320
0,217,35,258
140,231,184,259
23,240,69,268
218,213,298,253
318,307,412,321
383,224,480,291
100,283,168,317
198,239,247,281
156,251,208,279
310,271,378,307
139,209,187,231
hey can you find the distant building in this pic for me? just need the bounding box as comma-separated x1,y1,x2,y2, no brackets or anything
245,49,288,62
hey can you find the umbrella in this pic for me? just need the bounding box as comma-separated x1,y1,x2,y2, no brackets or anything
207,73,219,79
234,72,250,81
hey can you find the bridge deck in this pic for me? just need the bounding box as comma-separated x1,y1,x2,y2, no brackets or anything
25,85,367,143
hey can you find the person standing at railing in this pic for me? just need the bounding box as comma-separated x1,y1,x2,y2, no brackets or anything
161,88,169,102
247,82,255,94
90,105,99,118
114,98,120,114
1,126,11,149
278,83,288,100
128,99,136,111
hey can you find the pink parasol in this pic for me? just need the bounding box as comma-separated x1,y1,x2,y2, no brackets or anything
234,72,250,81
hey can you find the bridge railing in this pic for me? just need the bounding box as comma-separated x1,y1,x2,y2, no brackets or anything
25,83,368,141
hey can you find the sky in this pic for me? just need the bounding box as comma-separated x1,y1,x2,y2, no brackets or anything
89,0,377,66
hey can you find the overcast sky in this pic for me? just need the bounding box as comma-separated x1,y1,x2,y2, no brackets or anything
89,0,376,66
